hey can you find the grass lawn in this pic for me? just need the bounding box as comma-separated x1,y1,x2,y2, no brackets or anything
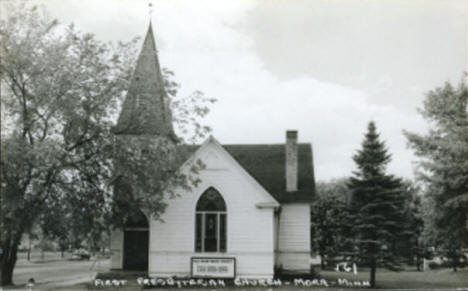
4,256,468,291
319,267,468,289
4,252,109,291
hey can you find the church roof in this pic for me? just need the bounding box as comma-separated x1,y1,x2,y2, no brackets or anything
182,143,316,203
113,23,175,137
224,144,316,203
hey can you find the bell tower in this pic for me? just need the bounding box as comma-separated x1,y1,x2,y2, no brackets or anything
112,22,175,138
110,21,176,271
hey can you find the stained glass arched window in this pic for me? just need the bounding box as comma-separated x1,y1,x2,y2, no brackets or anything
196,188,227,211
195,187,227,252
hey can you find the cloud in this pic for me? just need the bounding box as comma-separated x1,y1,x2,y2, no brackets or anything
31,0,438,181
242,0,467,111
163,51,426,180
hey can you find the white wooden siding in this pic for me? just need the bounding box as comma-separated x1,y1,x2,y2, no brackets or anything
110,229,123,269
149,140,276,278
277,204,311,270
109,138,312,276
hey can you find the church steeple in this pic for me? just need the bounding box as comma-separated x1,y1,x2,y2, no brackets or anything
113,22,175,137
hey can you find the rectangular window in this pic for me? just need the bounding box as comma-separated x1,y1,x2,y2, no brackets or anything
220,213,226,252
195,213,202,252
204,213,218,252
195,212,226,253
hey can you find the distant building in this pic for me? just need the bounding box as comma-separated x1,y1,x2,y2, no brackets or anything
109,23,316,279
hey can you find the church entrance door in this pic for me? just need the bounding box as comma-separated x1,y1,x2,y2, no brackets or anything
122,211,149,271
123,229,149,271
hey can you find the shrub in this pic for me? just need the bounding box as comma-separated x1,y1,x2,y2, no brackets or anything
428,262,441,270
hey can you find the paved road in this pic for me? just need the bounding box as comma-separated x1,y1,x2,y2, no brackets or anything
5,258,109,290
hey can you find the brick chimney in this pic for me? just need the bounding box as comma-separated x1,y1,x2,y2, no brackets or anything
285,130,298,192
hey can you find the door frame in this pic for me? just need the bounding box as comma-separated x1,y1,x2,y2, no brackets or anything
123,227,149,271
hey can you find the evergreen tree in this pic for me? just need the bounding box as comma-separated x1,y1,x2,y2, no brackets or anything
348,122,405,287
404,80,468,271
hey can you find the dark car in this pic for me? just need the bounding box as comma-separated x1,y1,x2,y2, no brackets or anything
70,249,91,260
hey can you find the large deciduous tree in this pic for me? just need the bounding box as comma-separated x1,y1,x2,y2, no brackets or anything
311,178,353,269
404,79,468,272
395,180,424,270
0,2,213,286
348,121,406,287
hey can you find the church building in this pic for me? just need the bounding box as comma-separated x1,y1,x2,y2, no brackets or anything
110,23,316,279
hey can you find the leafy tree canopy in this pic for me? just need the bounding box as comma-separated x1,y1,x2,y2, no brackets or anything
312,178,353,269
404,79,468,271
0,1,213,285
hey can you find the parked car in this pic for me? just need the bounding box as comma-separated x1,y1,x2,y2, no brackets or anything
70,249,91,260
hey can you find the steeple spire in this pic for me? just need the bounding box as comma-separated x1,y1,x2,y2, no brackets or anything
113,22,175,138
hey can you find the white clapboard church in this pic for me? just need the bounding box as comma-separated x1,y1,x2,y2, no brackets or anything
109,23,316,279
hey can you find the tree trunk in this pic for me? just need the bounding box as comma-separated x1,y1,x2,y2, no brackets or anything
416,253,421,271
320,250,325,269
27,236,31,261
453,254,458,272
369,256,377,288
415,246,421,271
0,237,20,286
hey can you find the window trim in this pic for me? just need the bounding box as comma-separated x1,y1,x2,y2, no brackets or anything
195,210,227,253
195,187,227,253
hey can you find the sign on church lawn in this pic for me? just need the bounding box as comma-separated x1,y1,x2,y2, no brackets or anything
191,257,236,278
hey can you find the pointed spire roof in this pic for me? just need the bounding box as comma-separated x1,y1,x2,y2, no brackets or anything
113,22,176,137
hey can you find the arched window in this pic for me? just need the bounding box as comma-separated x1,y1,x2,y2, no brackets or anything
195,187,227,252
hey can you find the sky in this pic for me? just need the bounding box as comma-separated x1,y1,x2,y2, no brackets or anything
20,0,468,181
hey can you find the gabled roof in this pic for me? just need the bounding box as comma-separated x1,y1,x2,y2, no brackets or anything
186,137,281,208
182,142,316,204
224,144,316,203
113,22,175,137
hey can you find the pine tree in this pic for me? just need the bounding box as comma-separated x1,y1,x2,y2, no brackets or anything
348,121,405,287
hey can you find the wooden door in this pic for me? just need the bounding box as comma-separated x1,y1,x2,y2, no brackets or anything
123,230,149,271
